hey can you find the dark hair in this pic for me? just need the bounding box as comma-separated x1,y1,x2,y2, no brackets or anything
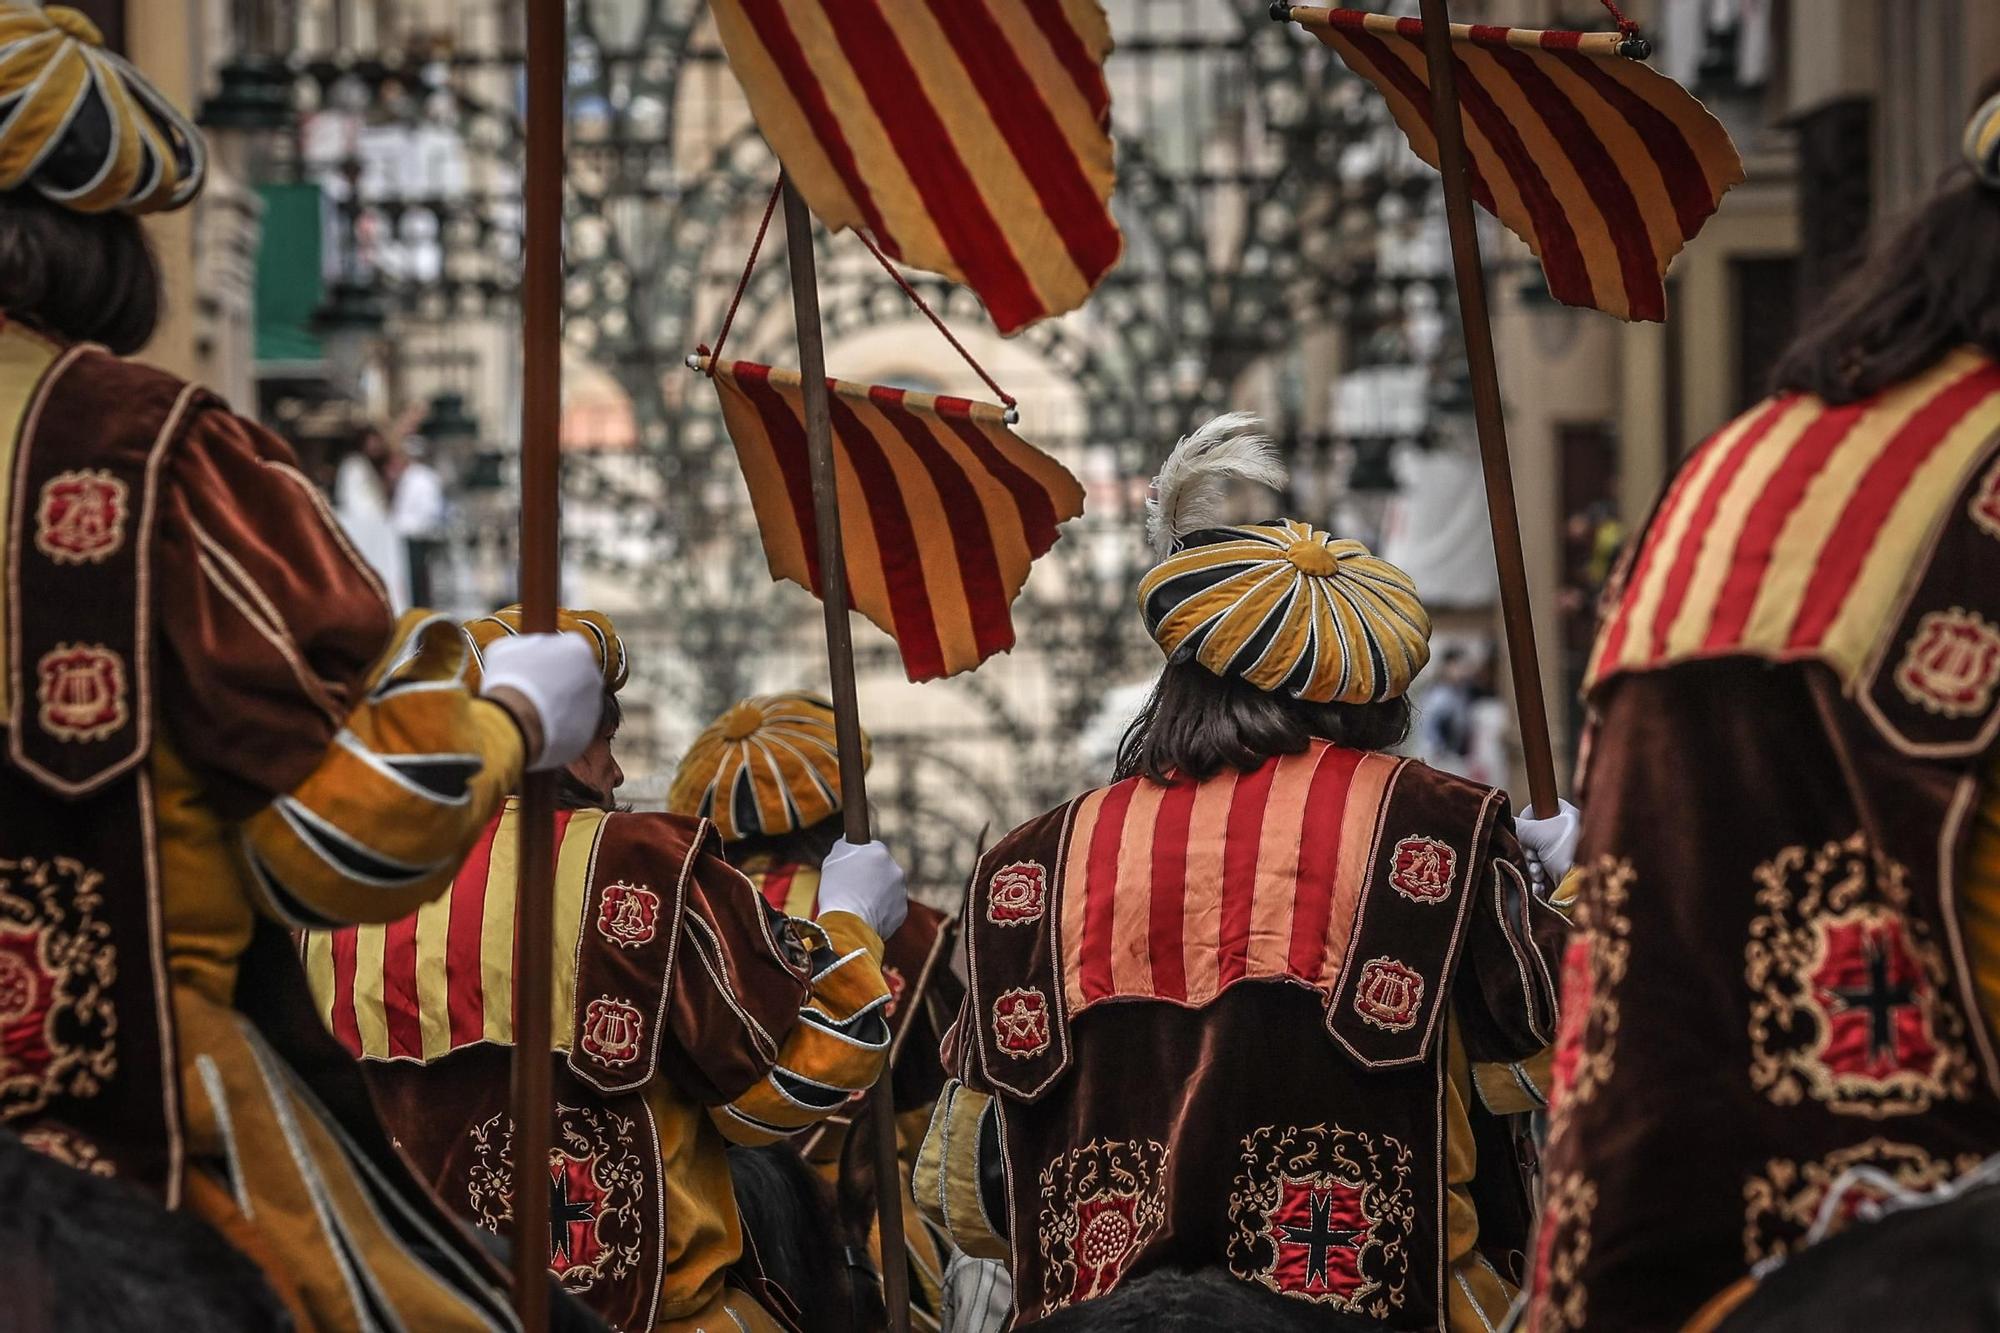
0,190,160,355
1115,660,1411,784
724,814,843,871
1768,171,2000,405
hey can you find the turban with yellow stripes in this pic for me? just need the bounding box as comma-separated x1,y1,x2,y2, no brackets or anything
1968,91,2000,188
1138,520,1431,704
461,605,628,695
0,5,206,214
667,693,871,843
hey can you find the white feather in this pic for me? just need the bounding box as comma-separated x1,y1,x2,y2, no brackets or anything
1145,412,1287,557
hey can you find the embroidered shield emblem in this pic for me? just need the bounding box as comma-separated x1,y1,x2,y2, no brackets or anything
987,860,1048,926
993,987,1051,1058
0,856,117,1123
579,997,645,1067
1894,608,2000,718
34,470,127,564
35,645,128,744
1227,1123,1414,1316
1037,1138,1169,1311
1352,957,1424,1033
1742,1137,1984,1266
548,1150,611,1278
1387,836,1456,904
466,1102,649,1295
1807,913,1938,1083
1746,833,1973,1117
595,881,660,948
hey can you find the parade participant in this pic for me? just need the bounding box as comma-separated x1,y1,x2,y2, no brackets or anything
1529,91,2000,1333
914,417,1576,1330
308,608,905,1333
669,693,972,1331
0,7,612,1328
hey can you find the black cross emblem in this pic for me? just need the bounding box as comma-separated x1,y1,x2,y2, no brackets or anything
1278,1188,1365,1288
1828,929,1917,1063
549,1162,597,1264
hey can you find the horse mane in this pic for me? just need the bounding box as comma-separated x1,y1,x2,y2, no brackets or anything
0,1128,292,1331
1027,1269,1383,1331
729,1142,885,1333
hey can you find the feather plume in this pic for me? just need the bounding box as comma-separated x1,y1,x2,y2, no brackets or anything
1145,413,1287,557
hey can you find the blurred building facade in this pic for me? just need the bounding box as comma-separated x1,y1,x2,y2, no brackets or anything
100,0,1999,895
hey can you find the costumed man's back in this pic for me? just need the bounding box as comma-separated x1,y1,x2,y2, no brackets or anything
0,8,612,1326
668,693,972,1332
308,610,907,1333
916,418,1576,1330
1529,93,2000,1331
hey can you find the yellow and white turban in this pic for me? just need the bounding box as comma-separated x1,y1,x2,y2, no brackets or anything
461,605,628,695
1138,519,1431,704
0,5,206,214
667,693,871,842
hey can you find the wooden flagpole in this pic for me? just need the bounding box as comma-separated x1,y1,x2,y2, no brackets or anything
1414,0,1560,818
780,177,914,1333
511,0,565,1328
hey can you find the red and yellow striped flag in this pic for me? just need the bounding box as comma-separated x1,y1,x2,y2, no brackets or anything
1285,7,1743,322
709,0,1121,336
699,357,1086,682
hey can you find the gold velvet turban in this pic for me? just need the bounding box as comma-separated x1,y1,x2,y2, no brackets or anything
461,605,629,694
1138,519,1431,704
0,5,206,213
667,693,871,842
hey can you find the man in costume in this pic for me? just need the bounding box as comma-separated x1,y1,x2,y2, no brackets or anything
1527,93,2000,1333
914,417,1577,1330
307,609,907,1333
668,694,976,1330
0,7,612,1328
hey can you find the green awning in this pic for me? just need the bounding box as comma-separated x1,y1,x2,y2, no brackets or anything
254,182,324,364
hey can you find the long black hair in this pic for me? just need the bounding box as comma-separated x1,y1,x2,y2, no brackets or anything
0,190,160,355
1115,659,1410,784
1769,169,2000,405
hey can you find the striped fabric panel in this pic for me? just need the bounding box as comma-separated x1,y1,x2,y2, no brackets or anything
1587,351,2000,688
743,857,822,918
705,357,1085,682
710,0,1120,335
1288,6,1742,322
305,802,599,1062
1058,742,1400,1013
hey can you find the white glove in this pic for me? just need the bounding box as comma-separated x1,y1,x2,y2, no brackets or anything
817,838,909,940
478,632,604,771
1515,798,1582,887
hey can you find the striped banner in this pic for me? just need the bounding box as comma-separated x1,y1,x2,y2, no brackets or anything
1286,7,1742,322
1058,742,1402,1013
701,356,1085,682
305,805,597,1062
1587,350,2000,687
709,0,1121,335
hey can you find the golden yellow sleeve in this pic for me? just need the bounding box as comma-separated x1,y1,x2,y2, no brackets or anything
710,910,893,1146
1959,755,2000,1030
239,612,525,927
913,1080,1009,1261
1471,1046,1556,1114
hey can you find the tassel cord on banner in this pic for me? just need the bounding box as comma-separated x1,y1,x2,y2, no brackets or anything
692,178,1018,423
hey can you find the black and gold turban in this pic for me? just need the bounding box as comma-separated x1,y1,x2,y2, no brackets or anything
1138,519,1431,704
667,693,871,843
0,4,206,214
461,605,629,695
